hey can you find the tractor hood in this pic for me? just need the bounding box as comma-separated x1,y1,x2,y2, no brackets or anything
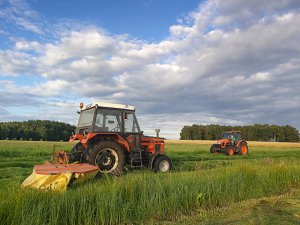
215,139,230,146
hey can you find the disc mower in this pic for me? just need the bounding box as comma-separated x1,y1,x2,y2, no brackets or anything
210,131,248,156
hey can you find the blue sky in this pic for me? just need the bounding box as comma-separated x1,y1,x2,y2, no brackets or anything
31,0,202,41
0,0,300,139
0,0,202,91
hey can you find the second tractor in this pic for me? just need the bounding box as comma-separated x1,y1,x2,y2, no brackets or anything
210,131,248,156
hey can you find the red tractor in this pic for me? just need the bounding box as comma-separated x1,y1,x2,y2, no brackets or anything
210,131,248,156
68,102,172,175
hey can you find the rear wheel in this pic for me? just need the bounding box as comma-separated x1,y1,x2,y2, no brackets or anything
153,155,172,173
239,142,248,155
225,146,234,156
88,141,125,176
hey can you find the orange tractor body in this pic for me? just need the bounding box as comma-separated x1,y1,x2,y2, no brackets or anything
210,131,248,156
67,102,172,174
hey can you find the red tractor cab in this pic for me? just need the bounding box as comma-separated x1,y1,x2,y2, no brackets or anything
69,102,172,175
210,131,248,156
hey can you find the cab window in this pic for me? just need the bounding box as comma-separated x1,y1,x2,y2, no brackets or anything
78,108,95,127
95,109,122,132
124,112,140,133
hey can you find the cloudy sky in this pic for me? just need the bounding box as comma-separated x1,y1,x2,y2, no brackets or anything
0,0,299,139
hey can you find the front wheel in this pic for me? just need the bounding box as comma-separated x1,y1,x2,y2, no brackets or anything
225,146,234,156
88,141,125,176
153,155,172,173
239,142,248,155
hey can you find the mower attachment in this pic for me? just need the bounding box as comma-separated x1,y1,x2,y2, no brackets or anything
21,162,99,192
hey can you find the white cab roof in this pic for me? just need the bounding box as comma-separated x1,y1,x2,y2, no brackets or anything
82,102,135,111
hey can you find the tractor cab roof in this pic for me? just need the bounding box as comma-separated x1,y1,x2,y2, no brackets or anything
81,102,135,111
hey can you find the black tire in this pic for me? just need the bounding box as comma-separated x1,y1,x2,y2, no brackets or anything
88,140,125,176
153,155,172,173
225,146,234,156
69,142,85,163
238,142,248,155
210,146,216,154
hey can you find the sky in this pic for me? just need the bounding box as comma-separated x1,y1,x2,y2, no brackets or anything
0,0,300,139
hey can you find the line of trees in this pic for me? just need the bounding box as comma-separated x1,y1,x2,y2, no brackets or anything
0,120,76,141
180,124,300,142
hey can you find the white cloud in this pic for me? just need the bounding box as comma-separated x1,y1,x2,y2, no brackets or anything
0,0,44,34
15,41,40,50
1,0,300,138
250,72,270,81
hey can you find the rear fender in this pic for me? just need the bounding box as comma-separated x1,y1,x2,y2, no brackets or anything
85,133,131,152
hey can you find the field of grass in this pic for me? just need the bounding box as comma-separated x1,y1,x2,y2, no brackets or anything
0,140,300,224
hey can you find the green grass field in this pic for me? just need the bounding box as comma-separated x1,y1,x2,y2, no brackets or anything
1,140,300,224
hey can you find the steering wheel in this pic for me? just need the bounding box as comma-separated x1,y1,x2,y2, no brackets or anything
111,125,120,132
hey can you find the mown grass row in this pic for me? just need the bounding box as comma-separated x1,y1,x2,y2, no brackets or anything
1,160,300,225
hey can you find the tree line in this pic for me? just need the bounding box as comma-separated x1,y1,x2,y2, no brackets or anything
0,120,76,141
180,124,300,142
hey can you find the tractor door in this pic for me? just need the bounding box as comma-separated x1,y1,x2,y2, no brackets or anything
233,132,240,145
123,111,141,151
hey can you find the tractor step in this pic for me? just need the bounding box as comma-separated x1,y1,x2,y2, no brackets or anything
130,150,143,168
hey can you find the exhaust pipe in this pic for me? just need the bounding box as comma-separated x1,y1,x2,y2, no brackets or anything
155,129,160,138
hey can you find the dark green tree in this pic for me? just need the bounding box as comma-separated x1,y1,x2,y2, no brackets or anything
180,124,299,142
0,120,76,141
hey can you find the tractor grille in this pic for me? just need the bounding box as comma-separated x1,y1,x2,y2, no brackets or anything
212,144,221,150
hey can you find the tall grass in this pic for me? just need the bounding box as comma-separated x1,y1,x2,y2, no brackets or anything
1,161,300,224
1,140,300,224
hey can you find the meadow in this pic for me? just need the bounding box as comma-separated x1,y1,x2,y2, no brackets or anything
0,140,300,224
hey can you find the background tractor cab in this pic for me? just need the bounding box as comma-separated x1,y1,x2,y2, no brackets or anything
222,131,240,145
210,131,248,156
69,102,172,175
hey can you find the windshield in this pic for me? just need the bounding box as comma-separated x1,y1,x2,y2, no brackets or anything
77,108,95,128
223,132,234,140
223,132,240,142
95,109,122,132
